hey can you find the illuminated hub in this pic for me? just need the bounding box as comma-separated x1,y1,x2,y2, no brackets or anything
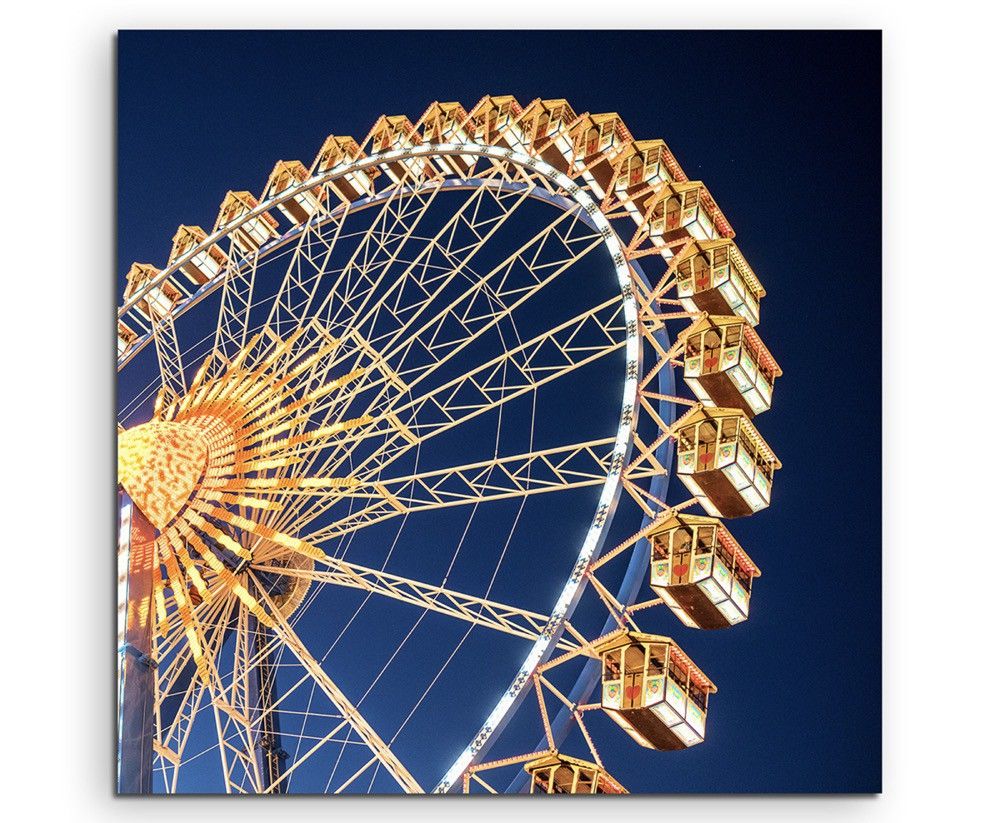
117,421,210,530
116,328,375,636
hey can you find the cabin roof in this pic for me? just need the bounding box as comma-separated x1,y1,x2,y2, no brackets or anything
169,224,227,267
591,629,717,692
312,135,373,177
416,100,469,130
469,94,523,118
525,752,601,772
524,753,627,793
216,191,280,230
171,224,206,244
673,405,781,467
587,112,634,144
317,134,361,157
125,262,160,284
268,159,309,182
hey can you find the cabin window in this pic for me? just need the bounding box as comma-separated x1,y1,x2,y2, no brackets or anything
664,196,681,228
673,526,693,555
627,156,644,187
702,329,723,372
720,417,739,444
652,533,670,560
667,660,687,688
695,525,716,552
696,421,717,470
724,324,743,348
693,254,712,291
624,644,646,675
677,426,696,452
686,333,703,357
712,247,729,267
689,686,708,710
647,644,667,676
603,651,620,680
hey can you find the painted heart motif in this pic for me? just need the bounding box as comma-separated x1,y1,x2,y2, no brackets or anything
673,563,689,578
704,355,719,369
624,685,642,703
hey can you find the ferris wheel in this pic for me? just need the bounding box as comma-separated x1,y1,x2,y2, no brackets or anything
116,96,782,795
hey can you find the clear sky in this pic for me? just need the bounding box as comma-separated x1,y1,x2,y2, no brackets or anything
118,29,881,793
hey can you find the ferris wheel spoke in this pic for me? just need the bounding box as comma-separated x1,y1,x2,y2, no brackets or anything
150,311,187,409
264,184,356,337
287,437,618,545
325,196,603,407
211,235,274,372
154,591,236,792
311,164,535,345
268,297,625,536
245,571,424,794
256,188,607,536
305,177,452,339
250,554,581,652
273,177,590,451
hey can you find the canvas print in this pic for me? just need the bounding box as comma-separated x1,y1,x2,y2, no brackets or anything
116,30,881,794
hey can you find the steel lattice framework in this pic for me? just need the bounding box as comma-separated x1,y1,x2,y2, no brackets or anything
116,96,781,795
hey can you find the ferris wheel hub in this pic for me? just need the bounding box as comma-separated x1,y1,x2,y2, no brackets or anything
117,421,209,529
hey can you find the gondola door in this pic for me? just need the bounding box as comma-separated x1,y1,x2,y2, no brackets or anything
622,644,647,709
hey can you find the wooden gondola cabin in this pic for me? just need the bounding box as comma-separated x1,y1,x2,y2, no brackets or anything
524,753,627,795
513,98,578,170
312,135,378,204
597,630,716,750
117,318,138,359
567,112,632,198
365,115,428,184
264,160,325,225
467,95,524,147
673,406,780,518
123,263,181,320
649,513,760,629
614,139,682,203
416,101,477,176
214,191,279,257
674,239,765,327
683,315,782,416
168,225,227,286
639,180,724,245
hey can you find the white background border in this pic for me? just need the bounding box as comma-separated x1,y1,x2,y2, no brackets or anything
3,3,996,820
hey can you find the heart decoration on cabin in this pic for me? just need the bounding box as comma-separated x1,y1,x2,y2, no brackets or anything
704,355,719,370
673,563,690,578
624,685,642,703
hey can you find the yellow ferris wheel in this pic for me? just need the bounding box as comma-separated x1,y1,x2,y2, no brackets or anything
116,96,781,795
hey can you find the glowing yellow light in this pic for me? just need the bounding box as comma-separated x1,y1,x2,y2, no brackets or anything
118,421,208,529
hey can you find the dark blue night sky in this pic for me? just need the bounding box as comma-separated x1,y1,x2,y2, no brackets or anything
118,29,881,793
